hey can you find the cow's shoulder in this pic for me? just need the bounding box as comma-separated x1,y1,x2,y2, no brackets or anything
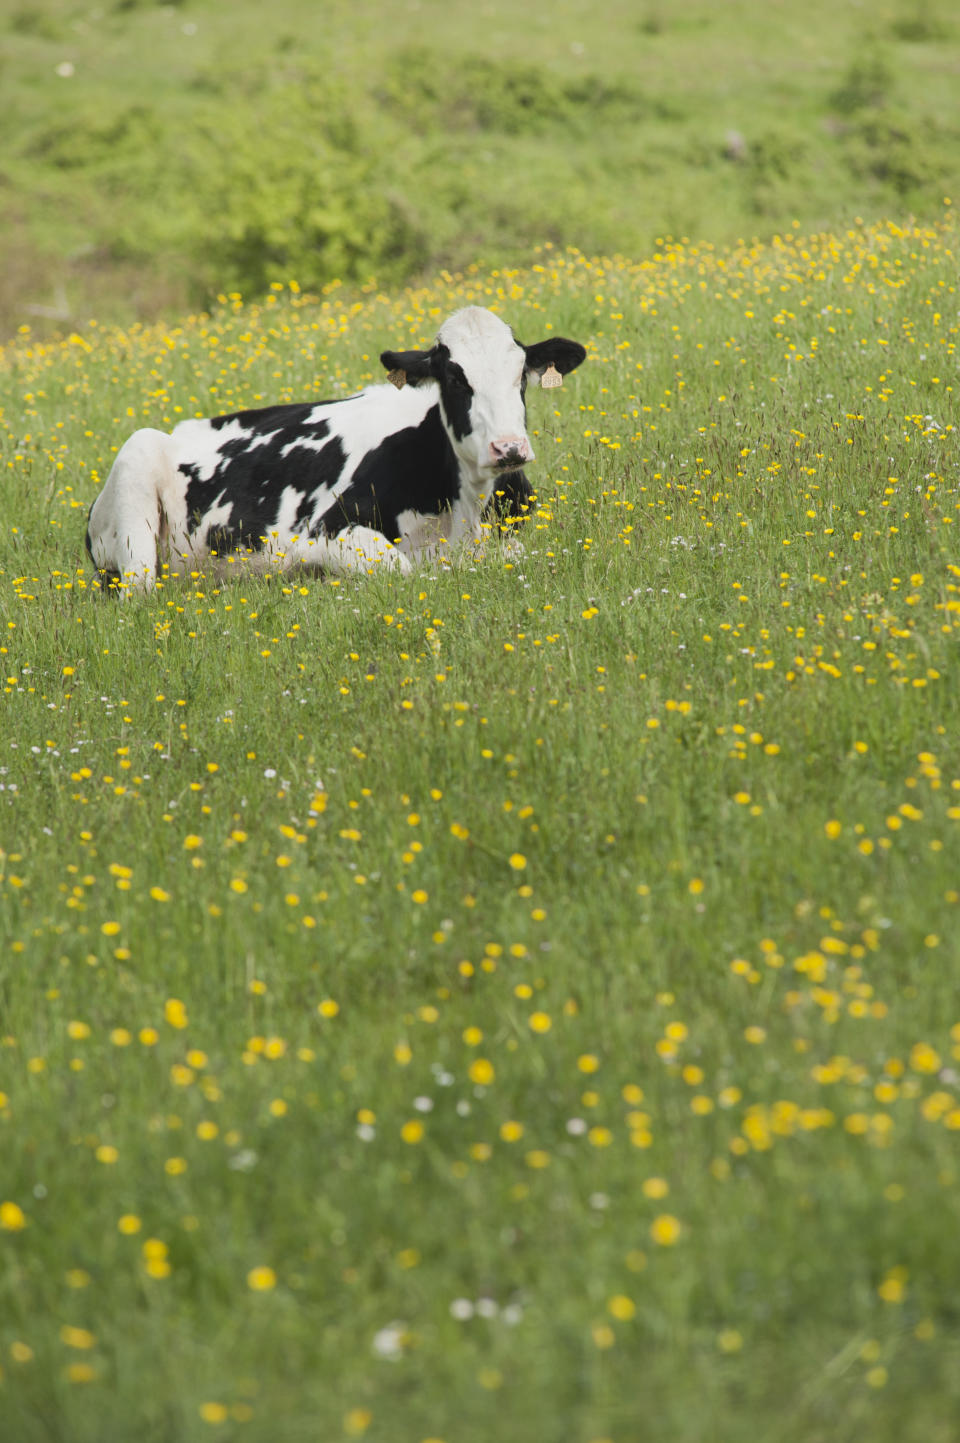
322,405,458,540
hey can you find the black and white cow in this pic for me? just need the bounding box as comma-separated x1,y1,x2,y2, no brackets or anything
86,306,586,589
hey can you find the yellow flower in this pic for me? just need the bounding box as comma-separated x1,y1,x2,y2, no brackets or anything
509,853,527,870
247,1265,277,1292
164,997,188,1029
400,1120,425,1144
199,1402,229,1424
117,1214,141,1234
317,999,340,1019
642,1177,669,1198
0,1201,27,1231
528,1011,552,1033
60,1325,96,1350
607,1294,636,1321
500,1120,524,1142
469,1058,495,1085
909,1042,941,1074
650,1214,682,1246
66,1363,97,1383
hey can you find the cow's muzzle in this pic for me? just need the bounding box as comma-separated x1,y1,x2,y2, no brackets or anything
489,436,534,470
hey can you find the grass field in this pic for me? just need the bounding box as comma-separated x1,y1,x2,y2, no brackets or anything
3,0,960,334
1,213,960,1441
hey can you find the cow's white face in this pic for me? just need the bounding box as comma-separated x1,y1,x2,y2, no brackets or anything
380,307,587,486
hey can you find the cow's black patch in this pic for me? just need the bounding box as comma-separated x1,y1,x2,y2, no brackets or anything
181,405,347,552
209,402,343,433
489,469,534,522
435,347,475,442
321,407,460,541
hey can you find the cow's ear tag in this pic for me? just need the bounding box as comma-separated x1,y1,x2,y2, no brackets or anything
387,368,407,390
541,364,563,389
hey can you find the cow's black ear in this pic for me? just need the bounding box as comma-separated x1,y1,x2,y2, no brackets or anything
523,338,587,386
379,347,440,387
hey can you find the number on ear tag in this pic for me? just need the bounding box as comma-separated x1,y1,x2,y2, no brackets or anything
387,369,407,390
541,364,562,389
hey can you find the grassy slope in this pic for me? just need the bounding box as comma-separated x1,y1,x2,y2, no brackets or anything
0,216,959,1440
2,0,960,333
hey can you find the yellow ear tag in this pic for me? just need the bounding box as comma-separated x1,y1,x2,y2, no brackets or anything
387,369,407,390
541,363,562,389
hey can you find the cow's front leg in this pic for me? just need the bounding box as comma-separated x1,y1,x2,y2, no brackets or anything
324,526,413,576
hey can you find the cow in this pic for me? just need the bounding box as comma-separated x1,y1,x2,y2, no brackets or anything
85,306,587,591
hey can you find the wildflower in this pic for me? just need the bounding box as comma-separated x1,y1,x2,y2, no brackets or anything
246,1265,277,1291
650,1214,682,1246
199,1403,229,1424
0,1201,27,1231
909,1042,941,1074
468,1058,494,1085
60,1326,96,1350
66,1363,97,1383
164,997,188,1029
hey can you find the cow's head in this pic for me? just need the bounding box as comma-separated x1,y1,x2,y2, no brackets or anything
380,307,586,482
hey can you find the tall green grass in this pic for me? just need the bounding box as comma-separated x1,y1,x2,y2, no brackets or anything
0,216,959,1441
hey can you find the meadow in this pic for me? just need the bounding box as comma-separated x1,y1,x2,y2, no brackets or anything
3,0,960,334
0,212,959,1440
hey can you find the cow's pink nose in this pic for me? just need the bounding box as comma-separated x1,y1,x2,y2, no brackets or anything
489,435,533,467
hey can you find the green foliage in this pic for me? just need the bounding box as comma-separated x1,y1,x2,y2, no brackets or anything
829,44,896,115
890,1,954,43
2,0,960,332
380,48,674,136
